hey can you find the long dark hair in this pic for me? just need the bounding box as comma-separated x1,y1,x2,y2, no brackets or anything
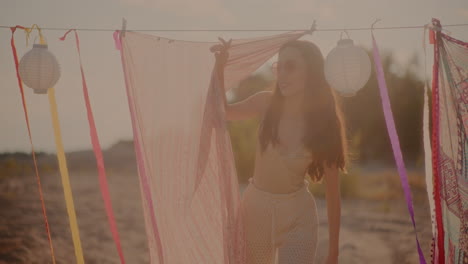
258,40,349,182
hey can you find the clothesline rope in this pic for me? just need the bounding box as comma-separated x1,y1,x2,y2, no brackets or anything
0,23,468,32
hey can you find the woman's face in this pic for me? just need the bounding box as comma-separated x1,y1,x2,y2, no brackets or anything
276,46,308,97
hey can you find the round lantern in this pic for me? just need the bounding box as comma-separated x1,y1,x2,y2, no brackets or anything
324,39,371,97
18,44,60,94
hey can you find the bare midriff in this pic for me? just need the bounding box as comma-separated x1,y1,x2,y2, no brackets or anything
251,142,312,194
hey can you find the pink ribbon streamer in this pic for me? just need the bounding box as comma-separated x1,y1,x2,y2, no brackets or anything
114,30,165,264
60,29,126,264
372,32,427,264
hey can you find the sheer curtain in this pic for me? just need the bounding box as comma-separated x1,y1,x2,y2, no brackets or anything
119,30,307,263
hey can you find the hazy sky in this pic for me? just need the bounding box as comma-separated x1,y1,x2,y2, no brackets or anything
1,0,467,153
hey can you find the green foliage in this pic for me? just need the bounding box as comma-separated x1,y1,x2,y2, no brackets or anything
0,155,56,180
308,167,361,199
0,158,23,179
341,49,426,167
352,168,427,202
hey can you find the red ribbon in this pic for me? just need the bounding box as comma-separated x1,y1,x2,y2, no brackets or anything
429,29,435,45
10,26,57,264
430,18,445,264
60,29,126,264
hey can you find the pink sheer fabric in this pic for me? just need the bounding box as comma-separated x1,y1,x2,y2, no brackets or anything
119,30,307,263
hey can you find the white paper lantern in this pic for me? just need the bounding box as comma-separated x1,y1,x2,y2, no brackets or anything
324,39,371,97
18,44,60,94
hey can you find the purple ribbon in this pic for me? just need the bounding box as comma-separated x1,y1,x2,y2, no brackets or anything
372,33,427,264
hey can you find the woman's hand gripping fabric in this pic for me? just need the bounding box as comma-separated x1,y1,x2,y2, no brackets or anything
210,37,232,69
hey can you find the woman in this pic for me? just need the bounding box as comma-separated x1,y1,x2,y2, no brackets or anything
212,37,347,264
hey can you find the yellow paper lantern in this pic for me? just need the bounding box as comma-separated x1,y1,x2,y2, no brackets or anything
324,39,371,97
19,44,60,94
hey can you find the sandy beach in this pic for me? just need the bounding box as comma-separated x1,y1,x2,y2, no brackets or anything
0,147,432,264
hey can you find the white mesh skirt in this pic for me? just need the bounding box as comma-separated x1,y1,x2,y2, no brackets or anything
241,177,319,264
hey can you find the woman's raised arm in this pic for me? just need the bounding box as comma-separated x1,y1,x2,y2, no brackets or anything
225,91,273,121
211,38,272,121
